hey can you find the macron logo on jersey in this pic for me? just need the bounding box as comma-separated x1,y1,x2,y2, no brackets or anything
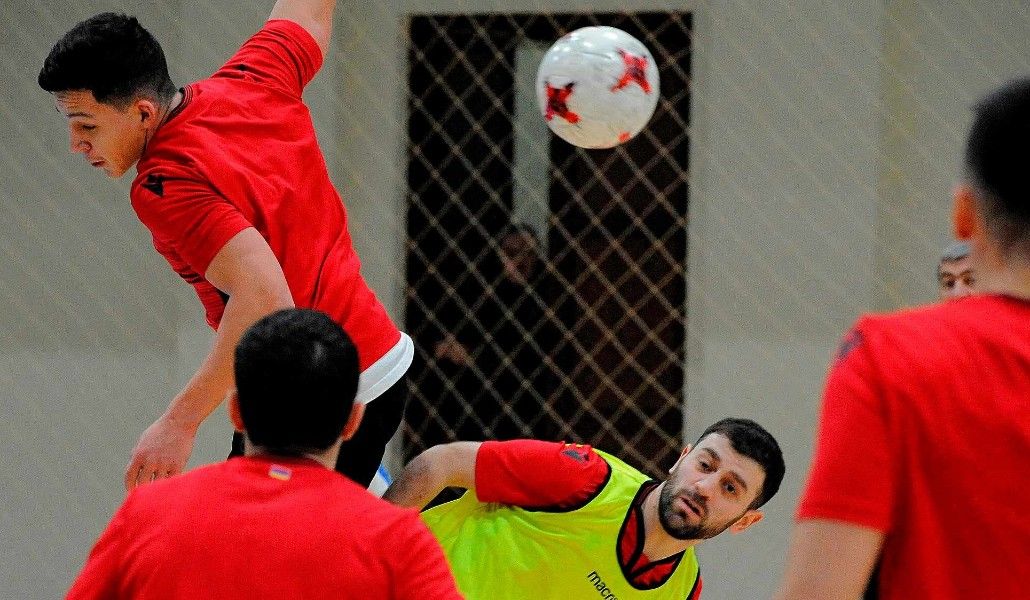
586,571,620,600
562,443,590,463
834,329,863,362
141,173,165,197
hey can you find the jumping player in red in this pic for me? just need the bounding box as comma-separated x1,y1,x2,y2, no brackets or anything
38,1,410,489
775,79,1030,599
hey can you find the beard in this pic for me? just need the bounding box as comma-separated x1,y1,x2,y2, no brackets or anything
657,484,736,541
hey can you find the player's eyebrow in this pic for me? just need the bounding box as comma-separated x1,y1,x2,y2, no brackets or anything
54,104,93,119
702,447,749,494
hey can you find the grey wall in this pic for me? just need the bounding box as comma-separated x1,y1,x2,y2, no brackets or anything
3,0,1027,598
687,2,882,594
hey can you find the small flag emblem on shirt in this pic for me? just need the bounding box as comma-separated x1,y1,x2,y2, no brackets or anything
269,465,292,481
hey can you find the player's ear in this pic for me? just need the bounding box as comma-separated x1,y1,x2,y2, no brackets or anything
953,184,977,240
135,97,159,125
728,509,763,534
340,402,365,442
228,391,245,433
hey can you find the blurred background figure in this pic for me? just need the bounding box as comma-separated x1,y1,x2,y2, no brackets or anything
408,223,562,455
937,241,975,300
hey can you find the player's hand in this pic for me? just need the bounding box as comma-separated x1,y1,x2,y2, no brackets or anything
434,335,471,366
124,414,197,491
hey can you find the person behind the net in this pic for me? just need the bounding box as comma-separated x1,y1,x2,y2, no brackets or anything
774,78,1030,600
421,223,562,444
38,2,411,490
937,240,975,300
66,309,461,600
384,417,785,600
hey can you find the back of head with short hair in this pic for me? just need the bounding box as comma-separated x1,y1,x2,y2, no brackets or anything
965,78,1030,258
38,12,176,105
234,309,360,455
694,417,785,509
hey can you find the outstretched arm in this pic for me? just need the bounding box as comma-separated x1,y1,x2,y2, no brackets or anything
124,228,294,490
269,0,337,57
383,442,481,509
773,519,883,600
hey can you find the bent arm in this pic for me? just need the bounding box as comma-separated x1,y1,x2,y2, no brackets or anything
126,228,294,489
383,442,481,509
269,0,337,57
171,227,294,423
773,519,884,600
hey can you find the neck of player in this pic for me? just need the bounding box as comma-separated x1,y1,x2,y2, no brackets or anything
641,482,698,561
973,241,1030,300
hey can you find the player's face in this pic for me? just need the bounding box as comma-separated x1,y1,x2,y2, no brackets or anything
657,433,764,541
55,90,149,178
938,257,975,301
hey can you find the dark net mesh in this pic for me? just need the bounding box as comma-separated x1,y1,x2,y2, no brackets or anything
404,12,691,477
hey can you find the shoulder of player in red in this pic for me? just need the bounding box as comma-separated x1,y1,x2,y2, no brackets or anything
474,439,610,510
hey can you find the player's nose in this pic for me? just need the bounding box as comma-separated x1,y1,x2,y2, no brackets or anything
69,132,91,154
694,477,716,499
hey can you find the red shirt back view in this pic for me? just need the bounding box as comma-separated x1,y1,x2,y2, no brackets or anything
66,457,462,599
131,20,406,393
798,294,1030,599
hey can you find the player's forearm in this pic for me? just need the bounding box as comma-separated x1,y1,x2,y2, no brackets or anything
165,288,294,428
773,520,884,600
384,442,481,509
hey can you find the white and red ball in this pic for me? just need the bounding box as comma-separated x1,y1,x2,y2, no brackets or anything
536,26,660,149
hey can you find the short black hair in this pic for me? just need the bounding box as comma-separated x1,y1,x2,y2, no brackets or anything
965,78,1030,257
234,309,360,455
694,417,785,509
38,13,176,105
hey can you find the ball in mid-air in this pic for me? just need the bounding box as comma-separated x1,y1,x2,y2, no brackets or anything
536,26,660,149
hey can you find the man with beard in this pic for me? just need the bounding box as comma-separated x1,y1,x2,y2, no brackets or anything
384,418,785,599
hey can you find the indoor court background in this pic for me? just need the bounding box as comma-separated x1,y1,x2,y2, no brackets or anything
3,1,1029,598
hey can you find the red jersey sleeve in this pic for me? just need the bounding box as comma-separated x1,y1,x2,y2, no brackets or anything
131,173,253,279
215,19,323,97
796,322,896,532
474,440,610,509
388,512,464,600
66,497,134,599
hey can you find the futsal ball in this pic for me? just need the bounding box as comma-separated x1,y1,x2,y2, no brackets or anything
536,26,660,149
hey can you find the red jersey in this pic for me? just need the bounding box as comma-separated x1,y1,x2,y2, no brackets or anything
476,440,688,589
66,456,462,600
131,20,400,373
797,294,1030,599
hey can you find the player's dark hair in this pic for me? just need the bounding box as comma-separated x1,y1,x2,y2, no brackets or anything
38,13,176,105
234,309,359,455
694,418,785,509
965,78,1030,257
